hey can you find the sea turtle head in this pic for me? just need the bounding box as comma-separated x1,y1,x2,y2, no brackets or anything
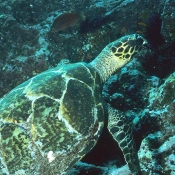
89,34,147,82
107,34,147,67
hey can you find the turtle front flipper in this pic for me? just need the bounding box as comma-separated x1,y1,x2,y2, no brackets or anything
107,104,141,175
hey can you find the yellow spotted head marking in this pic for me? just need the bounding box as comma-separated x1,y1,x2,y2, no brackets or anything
111,34,146,63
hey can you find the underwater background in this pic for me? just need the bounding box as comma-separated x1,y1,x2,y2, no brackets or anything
0,0,175,174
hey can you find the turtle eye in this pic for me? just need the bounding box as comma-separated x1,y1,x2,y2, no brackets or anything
136,38,144,45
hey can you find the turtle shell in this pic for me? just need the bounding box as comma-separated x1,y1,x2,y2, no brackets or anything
0,62,104,175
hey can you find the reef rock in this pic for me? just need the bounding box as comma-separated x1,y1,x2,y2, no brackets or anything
138,71,175,174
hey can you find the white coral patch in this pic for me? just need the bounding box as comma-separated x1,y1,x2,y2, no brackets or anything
47,151,55,163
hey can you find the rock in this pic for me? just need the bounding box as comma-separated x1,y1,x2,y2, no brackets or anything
137,72,175,174
162,0,175,41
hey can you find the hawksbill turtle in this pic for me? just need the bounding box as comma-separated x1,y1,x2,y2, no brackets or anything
0,34,146,175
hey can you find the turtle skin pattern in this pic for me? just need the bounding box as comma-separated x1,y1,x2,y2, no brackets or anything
0,63,104,175
107,105,141,175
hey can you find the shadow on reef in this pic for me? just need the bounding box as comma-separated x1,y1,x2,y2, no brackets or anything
141,43,175,78
79,13,114,33
141,12,175,78
81,125,125,167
